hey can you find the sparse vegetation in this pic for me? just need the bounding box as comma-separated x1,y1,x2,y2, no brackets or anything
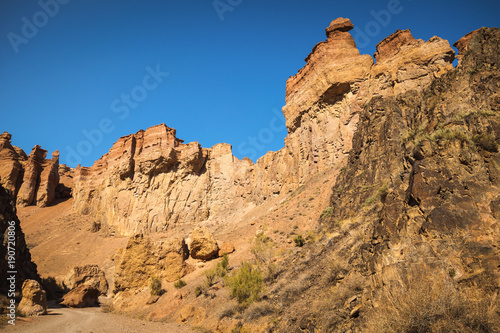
150,276,164,296
194,284,205,297
430,127,470,143
473,133,499,152
174,279,187,289
243,301,274,321
365,273,500,333
226,262,263,306
251,233,280,282
364,183,389,207
321,206,334,219
293,234,304,247
196,254,230,296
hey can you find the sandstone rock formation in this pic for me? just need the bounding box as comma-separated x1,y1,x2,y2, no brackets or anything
0,183,39,295
65,265,108,295
61,285,100,308
218,243,235,257
189,227,219,260
114,234,190,292
18,279,47,316
0,132,69,207
272,27,500,332
72,18,455,237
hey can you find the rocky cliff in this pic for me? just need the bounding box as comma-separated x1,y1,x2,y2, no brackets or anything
0,132,71,207
270,27,500,332
72,18,455,236
0,183,39,294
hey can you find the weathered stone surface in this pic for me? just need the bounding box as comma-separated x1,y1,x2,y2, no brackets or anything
0,132,25,196
65,264,108,295
453,28,482,65
18,280,47,316
189,227,219,260
218,243,235,257
114,234,190,292
61,285,100,308
0,133,70,207
325,25,500,325
71,18,456,238
0,184,39,295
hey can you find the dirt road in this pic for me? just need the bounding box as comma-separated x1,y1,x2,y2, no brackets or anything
3,307,194,333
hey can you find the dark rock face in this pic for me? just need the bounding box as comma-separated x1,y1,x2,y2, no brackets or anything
327,25,500,302
0,184,39,295
273,28,500,333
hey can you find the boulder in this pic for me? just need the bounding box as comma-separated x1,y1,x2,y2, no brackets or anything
18,280,47,316
218,243,235,257
65,265,108,295
114,234,190,292
189,227,219,260
61,285,100,308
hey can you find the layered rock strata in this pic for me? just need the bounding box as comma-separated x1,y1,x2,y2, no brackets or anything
72,18,455,236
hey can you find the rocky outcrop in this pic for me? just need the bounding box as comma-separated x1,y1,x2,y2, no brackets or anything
0,183,39,295
306,27,500,331
61,285,100,308
114,234,190,292
0,132,69,207
453,28,481,65
72,18,455,237
189,227,219,260
18,280,47,316
65,265,108,295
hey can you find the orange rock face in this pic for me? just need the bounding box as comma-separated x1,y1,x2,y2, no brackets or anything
0,132,64,207
71,18,456,236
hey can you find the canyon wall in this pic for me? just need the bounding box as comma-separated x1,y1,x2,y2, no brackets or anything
71,18,455,236
0,132,71,208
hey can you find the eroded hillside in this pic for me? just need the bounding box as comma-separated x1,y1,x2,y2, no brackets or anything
2,18,499,333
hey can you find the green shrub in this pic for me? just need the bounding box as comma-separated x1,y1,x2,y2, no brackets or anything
150,276,164,296
205,269,217,287
321,207,334,219
174,279,187,289
293,234,304,247
195,284,205,297
220,254,229,271
226,262,263,306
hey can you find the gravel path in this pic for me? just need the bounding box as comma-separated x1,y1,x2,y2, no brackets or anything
3,307,194,333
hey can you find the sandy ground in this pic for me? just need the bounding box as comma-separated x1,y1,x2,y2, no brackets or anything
3,305,194,333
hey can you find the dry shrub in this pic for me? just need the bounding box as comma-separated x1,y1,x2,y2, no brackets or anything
330,272,364,308
364,273,500,333
243,301,274,321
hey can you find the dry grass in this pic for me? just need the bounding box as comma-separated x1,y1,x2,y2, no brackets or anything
364,272,500,333
243,301,274,321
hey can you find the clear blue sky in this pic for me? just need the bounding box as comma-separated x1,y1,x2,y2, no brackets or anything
1,0,499,167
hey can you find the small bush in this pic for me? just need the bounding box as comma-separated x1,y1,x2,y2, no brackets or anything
243,301,274,321
321,207,334,219
174,279,187,289
205,269,217,287
150,276,164,296
195,284,206,297
430,128,469,143
473,133,499,152
226,262,262,306
293,234,304,247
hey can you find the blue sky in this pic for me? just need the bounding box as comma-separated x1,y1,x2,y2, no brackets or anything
1,0,499,167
